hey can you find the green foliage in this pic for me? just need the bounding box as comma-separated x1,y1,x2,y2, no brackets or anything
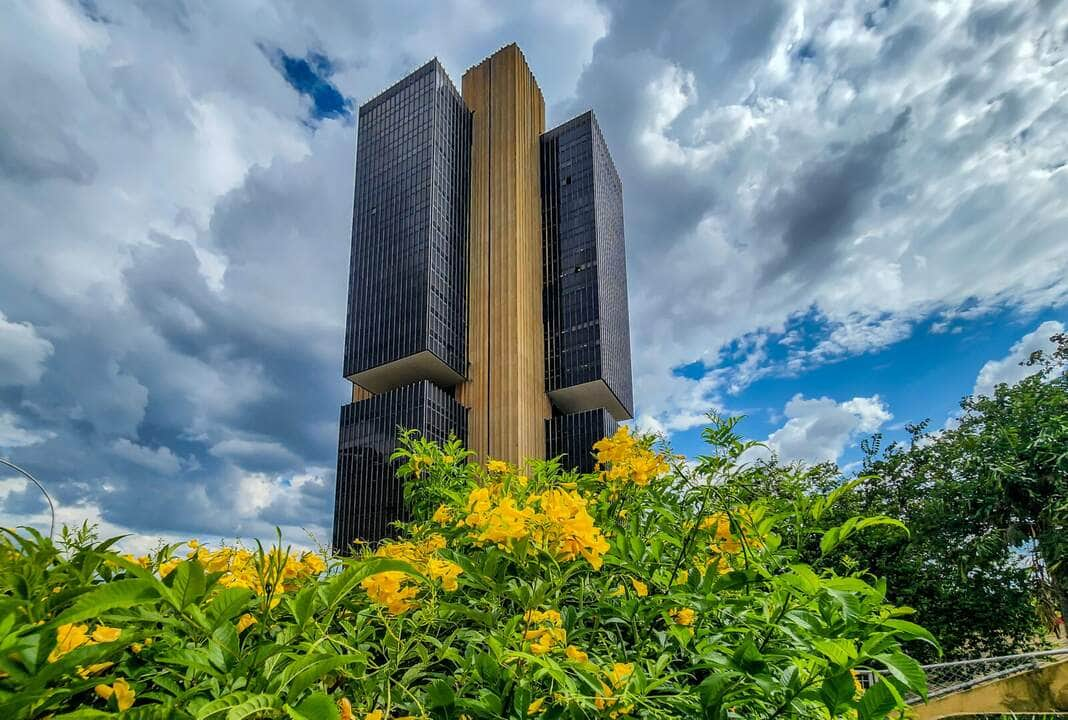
0,416,931,718
726,332,1068,662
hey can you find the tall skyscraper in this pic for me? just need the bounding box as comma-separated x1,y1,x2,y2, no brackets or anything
333,45,632,549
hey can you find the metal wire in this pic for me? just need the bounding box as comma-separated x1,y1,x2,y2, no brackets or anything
0,457,55,539
913,648,1068,700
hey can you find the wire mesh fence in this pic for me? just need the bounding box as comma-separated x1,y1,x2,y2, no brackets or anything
910,648,1068,700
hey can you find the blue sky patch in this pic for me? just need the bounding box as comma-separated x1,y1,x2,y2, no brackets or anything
266,47,351,122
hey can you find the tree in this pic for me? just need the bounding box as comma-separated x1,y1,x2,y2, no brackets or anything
724,446,1042,663
750,331,1068,661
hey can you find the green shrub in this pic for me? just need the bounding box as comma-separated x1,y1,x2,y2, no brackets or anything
0,416,933,719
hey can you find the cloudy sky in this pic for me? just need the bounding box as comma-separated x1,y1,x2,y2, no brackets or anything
2,0,1066,551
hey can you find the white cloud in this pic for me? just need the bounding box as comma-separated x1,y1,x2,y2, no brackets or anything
0,412,55,450
111,438,182,475
568,0,1068,432
210,438,302,468
0,312,53,386
748,394,892,465
973,320,1065,397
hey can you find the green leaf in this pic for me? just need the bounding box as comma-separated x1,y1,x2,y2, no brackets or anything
875,652,927,700
730,638,765,673
196,692,255,720
208,622,241,672
821,515,908,555
207,588,254,628
54,578,156,625
169,560,207,609
271,652,366,698
787,563,821,594
426,678,456,708
819,670,858,714
857,679,899,720
813,638,857,666
878,619,939,649
225,694,282,720
287,692,339,720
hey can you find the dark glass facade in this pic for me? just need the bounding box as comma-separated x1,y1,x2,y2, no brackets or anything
333,380,467,548
546,408,617,474
343,59,471,390
541,110,633,435
334,59,471,550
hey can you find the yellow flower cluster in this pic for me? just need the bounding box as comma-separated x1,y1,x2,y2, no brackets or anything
95,677,135,711
460,483,611,570
48,623,121,663
669,607,696,626
128,543,327,603
374,535,463,591
361,535,463,614
361,571,419,615
486,458,510,474
523,609,566,655
697,510,764,573
593,426,669,487
595,662,635,718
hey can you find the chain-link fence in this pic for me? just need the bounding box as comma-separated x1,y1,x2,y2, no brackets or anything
912,648,1068,700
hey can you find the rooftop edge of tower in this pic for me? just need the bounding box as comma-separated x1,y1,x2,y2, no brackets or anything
359,57,462,116
461,43,543,96
543,110,622,188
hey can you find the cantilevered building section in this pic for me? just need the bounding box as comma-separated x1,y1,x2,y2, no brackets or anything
333,59,471,549
333,46,633,547
542,112,633,472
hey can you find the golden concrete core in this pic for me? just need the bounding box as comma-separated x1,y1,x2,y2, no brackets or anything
458,44,552,465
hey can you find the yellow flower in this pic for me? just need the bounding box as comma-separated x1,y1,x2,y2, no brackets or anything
361,571,419,614
478,496,533,545
594,426,669,487
158,558,181,578
187,539,199,550
610,584,625,597
130,642,143,654
92,625,121,643
525,609,566,654
95,677,135,711
524,609,562,625
565,645,589,663
675,570,689,585
670,607,696,626
630,578,649,597
302,552,327,576
49,623,90,662
338,698,355,720
76,662,113,678
364,712,383,720
425,557,463,591
443,454,455,464
432,504,453,524
486,459,509,473
527,697,546,715
236,613,258,632
606,662,634,689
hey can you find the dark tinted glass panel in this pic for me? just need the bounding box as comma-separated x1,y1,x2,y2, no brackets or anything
541,112,633,415
343,60,471,380
332,380,467,549
546,408,617,474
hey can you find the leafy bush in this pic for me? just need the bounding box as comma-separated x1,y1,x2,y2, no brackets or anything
0,416,933,719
